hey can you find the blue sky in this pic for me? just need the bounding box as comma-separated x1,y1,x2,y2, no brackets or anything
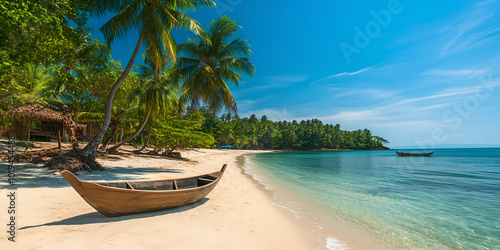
87,0,500,148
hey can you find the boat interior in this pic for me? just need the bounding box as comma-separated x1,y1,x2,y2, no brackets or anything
96,174,218,191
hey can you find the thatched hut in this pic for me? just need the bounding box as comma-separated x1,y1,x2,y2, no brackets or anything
0,104,86,141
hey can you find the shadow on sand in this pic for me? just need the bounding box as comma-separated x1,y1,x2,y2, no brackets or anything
0,162,185,189
19,198,208,230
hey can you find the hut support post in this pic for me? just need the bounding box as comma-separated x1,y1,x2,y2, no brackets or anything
27,119,31,140
58,131,62,149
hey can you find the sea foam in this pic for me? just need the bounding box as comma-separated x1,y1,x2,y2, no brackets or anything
325,237,348,250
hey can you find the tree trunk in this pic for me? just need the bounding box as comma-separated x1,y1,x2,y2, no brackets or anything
137,134,151,152
119,128,124,142
81,32,145,159
107,106,152,153
57,131,61,150
100,122,117,150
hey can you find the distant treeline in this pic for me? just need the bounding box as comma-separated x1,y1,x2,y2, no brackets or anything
198,108,389,150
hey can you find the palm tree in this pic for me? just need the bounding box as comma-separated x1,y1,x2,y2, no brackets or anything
217,122,234,146
176,16,256,116
20,63,53,96
82,0,215,158
107,51,180,153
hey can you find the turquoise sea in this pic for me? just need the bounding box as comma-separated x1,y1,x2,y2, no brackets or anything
245,148,500,249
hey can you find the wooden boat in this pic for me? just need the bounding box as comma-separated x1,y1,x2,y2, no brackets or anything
61,164,227,217
396,151,434,156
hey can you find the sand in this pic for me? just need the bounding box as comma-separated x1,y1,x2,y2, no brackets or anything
0,145,322,249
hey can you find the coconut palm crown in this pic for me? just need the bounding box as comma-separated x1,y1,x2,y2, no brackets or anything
107,50,180,152
176,15,256,116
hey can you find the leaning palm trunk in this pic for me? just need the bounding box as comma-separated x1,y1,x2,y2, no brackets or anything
81,33,144,159
100,123,117,150
107,106,152,153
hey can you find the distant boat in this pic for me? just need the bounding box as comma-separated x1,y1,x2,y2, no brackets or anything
61,165,227,217
396,151,434,156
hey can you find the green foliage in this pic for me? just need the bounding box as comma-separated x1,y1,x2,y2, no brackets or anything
0,0,87,72
134,50,181,117
47,57,126,117
176,16,256,116
150,110,214,153
199,110,389,150
22,139,35,152
0,0,91,111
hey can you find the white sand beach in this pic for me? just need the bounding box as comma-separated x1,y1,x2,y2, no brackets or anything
0,146,321,249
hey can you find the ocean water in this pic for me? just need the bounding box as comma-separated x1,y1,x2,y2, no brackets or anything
245,148,500,249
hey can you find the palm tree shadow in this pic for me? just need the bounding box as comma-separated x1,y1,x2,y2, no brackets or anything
19,198,208,230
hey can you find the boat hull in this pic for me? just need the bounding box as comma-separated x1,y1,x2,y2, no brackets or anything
61,165,226,217
396,151,434,156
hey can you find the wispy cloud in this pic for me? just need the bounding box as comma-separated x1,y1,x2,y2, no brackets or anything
333,88,400,99
317,78,500,129
266,75,309,83
238,75,308,94
320,110,382,122
424,68,490,79
330,67,373,77
394,81,500,106
439,1,500,57
236,97,273,110
311,67,373,85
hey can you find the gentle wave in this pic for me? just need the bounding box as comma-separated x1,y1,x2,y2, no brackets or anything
241,154,349,250
325,237,349,250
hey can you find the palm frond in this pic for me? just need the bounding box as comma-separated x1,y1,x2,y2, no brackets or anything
88,0,136,17
219,57,256,77
175,15,254,115
178,39,206,59
219,38,252,58
98,0,141,46
76,111,105,122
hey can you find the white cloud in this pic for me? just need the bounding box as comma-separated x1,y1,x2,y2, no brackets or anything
319,110,382,122
235,75,308,95
423,68,490,79
438,1,500,57
310,67,374,85
236,97,273,110
313,78,500,132
394,81,500,106
266,75,309,83
333,88,399,99
346,67,373,76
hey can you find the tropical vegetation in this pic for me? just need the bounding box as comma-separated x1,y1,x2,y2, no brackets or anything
81,0,216,158
0,0,388,171
198,109,388,150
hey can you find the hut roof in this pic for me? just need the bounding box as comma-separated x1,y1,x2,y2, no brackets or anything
2,104,86,129
3,104,64,122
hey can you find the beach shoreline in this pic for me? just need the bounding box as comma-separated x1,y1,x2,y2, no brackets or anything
0,146,321,249
242,153,395,250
